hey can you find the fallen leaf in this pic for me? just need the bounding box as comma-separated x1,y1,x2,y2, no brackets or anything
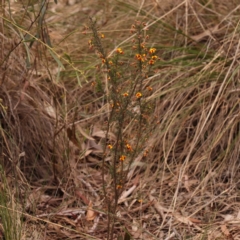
183,174,190,192
223,214,235,221
149,194,173,219
221,224,230,235
45,104,56,118
86,201,97,221
118,185,137,204
91,130,106,138
188,217,202,224
220,224,234,239
84,149,93,157
174,213,193,225
92,128,116,140
75,190,89,205
191,25,219,42
86,139,103,152
77,125,95,140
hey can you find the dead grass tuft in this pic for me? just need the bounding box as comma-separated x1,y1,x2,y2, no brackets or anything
0,24,66,183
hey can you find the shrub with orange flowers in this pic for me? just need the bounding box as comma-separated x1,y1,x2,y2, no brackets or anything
89,18,158,238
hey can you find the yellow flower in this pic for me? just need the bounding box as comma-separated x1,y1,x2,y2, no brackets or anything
136,92,142,99
126,143,133,151
151,55,158,60
116,185,122,189
146,86,152,91
111,102,120,108
100,33,105,38
107,144,113,149
148,59,155,65
122,92,129,97
149,48,156,54
119,155,126,161
135,53,142,60
135,53,146,62
116,48,124,54
102,58,106,63
143,149,149,157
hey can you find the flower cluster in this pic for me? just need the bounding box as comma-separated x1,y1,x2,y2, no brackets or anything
126,143,133,151
116,48,124,54
135,48,158,65
135,53,147,62
149,48,156,54
119,155,126,161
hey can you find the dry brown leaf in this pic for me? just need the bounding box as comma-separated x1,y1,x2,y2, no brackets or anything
222,212,240,224
207,229,223,240
131,219,138,232
80,142,92,157
45,104,56,118
118,185,137,204
130,220,142,239
149,195,174,220
76,125,95,140
188,217,202,224
60,216,76,227
223,214,235,221
87,155,101,163
91,130,106,138
221,224,230,235
92,129,116,140
86,201,97,221
220,224,234,239
183,174,190,192
76,190,90,205
132,175,140,185
86,139,103,152
84,149,93,157
174,213,193,225
191,25,219,42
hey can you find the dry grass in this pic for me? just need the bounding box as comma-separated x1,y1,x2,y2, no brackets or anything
1,0,240,239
